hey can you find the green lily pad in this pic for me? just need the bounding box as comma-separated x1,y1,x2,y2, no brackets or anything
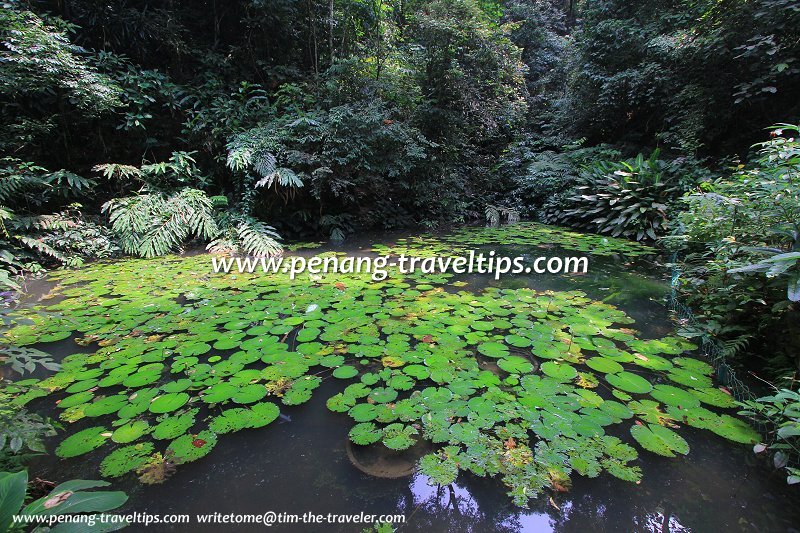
349,422,383,445
419,452,459,486
152,411,198,440
606,372,652,394
56,426,109,458
111,420,150,443
100,442,154,478
630,423,689,457
202,383,238,404
350,404,379,422
149,392,190,414
332,366,359,379
382,423,418,450
497,356,534,374
585,357,623,374
84,395,128,417
58,391,94,409
477,342,509,358
541,362,577,382
167,430,217,463
689,387,736,408
650,385,701,408
232,384,268,404
369,387,398,404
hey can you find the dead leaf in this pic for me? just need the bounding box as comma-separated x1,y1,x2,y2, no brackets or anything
549,497,560,510
44,491,73,509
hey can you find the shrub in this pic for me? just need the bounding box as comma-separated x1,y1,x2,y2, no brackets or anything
671,124,800,378
554,151,683,241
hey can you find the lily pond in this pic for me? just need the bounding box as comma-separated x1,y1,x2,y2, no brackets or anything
4,223,799,532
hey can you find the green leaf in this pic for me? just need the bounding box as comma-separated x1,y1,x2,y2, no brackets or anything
332,366,359,379
418,452,459,486
0,470,27,531
23,485,128,516
56,427,109,458
497,356,533,374
541,361,577,382
606,372,652,394
167,430,217,464
349,423,382,445
630,423,689,457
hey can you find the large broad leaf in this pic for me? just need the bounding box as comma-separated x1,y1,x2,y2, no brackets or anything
0,470,28,531
46,480,112,494
23,485,128,516
52,518,130,532
788,272,800,302
149,392,190,414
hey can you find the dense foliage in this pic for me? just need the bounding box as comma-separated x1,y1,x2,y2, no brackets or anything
556,0,800,153
670,126,800,378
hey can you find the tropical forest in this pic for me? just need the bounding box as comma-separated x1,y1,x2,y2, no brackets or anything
1,0,799,531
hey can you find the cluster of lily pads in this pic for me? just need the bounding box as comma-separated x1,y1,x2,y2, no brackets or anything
3,224,757,506
371,222,656,258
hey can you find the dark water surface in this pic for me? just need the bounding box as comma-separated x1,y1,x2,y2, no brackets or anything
16,234,800,533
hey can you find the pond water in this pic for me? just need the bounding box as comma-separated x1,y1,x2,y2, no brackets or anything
6,223,800,532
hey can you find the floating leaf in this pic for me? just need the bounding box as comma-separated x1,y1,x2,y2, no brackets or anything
168,431,217,463
630,423,689,457
585,357,623,374
382,423,418,450
100,443,154,477
540,362,577,382
477,342,508,358
332,366,359,379
369,387,398,404
419,452,459,485
111,421,150,444
152,411,197,440
497,356,534,374
56,427,109,458
606,372,652,394
349,423,382,445
149,393,190,414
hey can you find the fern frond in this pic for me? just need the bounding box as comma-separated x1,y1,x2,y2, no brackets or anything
0,167,47,203
227,128,302,191
136,209,190,258
93,163,142,181
103,188,220,257
253,152,277,179
721,336,752,358
236,217,282,257
16,235,70,263
207,213,282,257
